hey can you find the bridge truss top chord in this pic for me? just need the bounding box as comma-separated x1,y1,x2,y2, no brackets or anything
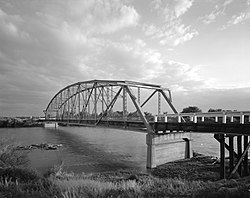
44,80,178,133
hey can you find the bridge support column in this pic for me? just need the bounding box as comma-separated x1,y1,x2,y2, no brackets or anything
146,132,192,168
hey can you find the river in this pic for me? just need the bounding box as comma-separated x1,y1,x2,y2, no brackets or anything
0,126,220,174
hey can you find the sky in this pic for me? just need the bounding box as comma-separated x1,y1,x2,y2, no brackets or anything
0,0,250,116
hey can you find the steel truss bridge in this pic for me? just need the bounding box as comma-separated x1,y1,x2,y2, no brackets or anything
44,80,178,132
44,79,250,179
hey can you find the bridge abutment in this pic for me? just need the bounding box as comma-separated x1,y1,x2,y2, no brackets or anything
146,132,192,168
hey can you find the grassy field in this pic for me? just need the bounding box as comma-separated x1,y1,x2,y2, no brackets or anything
1,139,250,197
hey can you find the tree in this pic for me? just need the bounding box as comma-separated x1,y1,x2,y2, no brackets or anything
208,108,222,112
181,106,202,113
144,112,153,117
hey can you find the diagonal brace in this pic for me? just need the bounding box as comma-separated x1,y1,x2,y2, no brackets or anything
214,135,239,158
125,86,153,133
95,87,123,126
228,141,250,179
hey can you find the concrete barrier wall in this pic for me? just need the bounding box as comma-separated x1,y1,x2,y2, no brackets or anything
146,132,192,168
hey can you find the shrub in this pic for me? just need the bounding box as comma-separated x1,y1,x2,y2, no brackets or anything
0,138,29,168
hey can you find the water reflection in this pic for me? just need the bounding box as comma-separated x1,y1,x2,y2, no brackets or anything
44,127,147,173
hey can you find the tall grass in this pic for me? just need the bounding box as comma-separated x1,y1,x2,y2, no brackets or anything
0,138,29,168
50,170,206,198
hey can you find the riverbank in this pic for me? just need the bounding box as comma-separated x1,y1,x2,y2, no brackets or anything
1,155,250,197
0,117,43,128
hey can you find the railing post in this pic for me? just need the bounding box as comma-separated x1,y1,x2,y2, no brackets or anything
178,114,181,123
193,114,197,123
222,112,227,124
154,116,158,122
240,112,244,124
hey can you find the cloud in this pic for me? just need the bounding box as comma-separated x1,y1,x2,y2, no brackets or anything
144,0,197,46
41,0,139,36
143,21,198,46
0,0,249,116
159,24,198,46
219,1,250,29
152,0,193,18
174,0,194,18
228,11,250,24
201,0,233,24
0,0,141,116
220,11,250,29
200,0,234,25
0,8,30,40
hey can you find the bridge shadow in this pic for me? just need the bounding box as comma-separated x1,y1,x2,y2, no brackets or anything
44,127,146,173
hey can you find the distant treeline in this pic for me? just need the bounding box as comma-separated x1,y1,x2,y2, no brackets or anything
0,117,43,128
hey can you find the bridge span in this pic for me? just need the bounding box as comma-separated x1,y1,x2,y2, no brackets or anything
44,80,250,179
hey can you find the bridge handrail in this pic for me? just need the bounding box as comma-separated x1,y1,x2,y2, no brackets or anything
155,111,250,124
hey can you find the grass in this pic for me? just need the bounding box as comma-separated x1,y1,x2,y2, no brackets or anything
51,170,205,198
0,138,29,169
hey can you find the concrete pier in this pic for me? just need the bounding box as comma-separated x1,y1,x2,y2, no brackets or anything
44,122,58,128
146,132,192,168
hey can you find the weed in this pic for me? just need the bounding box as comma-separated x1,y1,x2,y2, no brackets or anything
0,138,29,168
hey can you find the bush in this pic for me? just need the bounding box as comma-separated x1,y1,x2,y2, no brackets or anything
0,138,29,168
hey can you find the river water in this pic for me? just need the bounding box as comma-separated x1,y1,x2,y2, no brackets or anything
0,127,220,174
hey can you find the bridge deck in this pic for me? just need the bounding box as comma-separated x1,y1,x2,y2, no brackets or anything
54,119,250,135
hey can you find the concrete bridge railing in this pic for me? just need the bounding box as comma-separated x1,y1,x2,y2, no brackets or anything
154,111,250,124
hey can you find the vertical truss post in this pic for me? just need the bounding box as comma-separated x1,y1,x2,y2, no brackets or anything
102,87,104,115
78,87,81,120
94,83,97,121
107,87,110,106
158,91,161,115
138,87,140,105
59,92,63,120
107,87,110,119
67,88,70,124
87,90,90,120
123,86,127,121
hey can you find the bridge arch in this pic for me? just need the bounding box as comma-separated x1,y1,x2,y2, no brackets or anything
44,80,178,133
